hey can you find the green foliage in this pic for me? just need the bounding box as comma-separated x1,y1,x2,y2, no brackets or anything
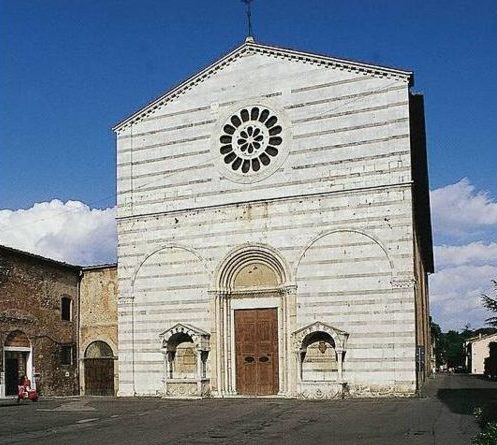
444,330,467,368
430,318,444,367
482,280,497,327
473,421,497,445
473,407,497,445
430,317,496,369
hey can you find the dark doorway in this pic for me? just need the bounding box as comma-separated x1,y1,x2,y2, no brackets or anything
5,351,27,396
235,308,279,395
5,355,19,396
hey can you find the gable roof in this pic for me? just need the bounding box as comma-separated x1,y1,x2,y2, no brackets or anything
0,244,80,271
113,39,414,134
466,332,497,344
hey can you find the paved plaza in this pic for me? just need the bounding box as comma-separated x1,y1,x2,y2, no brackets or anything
0,374,495,445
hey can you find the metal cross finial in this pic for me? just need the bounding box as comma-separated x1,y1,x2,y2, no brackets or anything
241,0,254,40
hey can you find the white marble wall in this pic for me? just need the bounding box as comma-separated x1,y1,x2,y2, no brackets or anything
116,45,419,397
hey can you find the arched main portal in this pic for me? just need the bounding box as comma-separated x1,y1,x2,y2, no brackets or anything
4,331,32,396
212,244,296,397
84,341,115,396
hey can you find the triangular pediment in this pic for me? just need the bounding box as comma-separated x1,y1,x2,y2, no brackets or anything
159,322,209,339
113,39,412,134
293,321,348,337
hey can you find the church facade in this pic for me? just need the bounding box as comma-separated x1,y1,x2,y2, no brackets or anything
114,40,433,399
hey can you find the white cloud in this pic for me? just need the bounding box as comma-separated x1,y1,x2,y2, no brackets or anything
435,242,497,268
430,178,497,237
429,264,497,330
0,200,116,266
430,179,497,330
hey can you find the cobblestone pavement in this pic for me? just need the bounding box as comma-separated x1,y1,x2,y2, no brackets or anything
0,374,495,445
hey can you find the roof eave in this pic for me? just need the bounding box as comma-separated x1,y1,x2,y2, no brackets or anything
0,244,81,271
112,40,414,133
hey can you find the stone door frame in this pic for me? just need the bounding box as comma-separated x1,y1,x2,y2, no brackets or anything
211,243,296,397
2,346,34,397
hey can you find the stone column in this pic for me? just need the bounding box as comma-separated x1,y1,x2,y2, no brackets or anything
285,286,298,396
196,347,203,396
161,349,169,396
296,350,303,382
226,297,235,395
212,291,222,397
336,348,344,382
221,295,229,395
278,291,288,396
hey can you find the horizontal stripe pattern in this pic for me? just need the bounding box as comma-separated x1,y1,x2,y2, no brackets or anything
116,53,419,391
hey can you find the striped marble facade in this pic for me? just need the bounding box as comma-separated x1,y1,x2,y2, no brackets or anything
115,40,432,398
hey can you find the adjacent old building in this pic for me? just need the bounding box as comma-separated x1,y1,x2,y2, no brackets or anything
0,245,80,397
79,265,118,395
0,246,119,398
114,39,433,399
465,332,497,374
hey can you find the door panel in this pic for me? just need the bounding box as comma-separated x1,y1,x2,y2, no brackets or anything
235,308,278,395
84,359,114,396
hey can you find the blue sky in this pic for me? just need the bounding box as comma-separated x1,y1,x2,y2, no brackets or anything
1,0,497,330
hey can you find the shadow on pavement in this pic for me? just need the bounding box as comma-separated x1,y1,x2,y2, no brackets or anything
437,385,497,422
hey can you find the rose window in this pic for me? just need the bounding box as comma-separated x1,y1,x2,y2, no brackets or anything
219,107,283,174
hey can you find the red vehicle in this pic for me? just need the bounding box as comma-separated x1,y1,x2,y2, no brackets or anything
17,376,38,403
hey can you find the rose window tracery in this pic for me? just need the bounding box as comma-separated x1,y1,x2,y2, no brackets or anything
219,107,283,174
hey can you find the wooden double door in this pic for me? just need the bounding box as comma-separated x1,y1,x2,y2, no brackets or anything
234,308,279,396
84,359,114,396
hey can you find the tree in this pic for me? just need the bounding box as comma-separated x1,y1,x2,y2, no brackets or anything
430,317,445,367
482,280,497,327
444,330,466,368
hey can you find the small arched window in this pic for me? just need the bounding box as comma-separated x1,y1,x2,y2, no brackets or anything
61,296,72,321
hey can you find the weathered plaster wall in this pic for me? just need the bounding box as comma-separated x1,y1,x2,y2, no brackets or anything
79,265,118,395
468,334,497,374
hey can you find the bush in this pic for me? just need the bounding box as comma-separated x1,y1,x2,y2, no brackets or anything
474,408,497,445
473,422,497,445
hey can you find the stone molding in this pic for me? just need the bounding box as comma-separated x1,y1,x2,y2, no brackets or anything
292,321,349,351
131,244,211,296
390,277,417,288
113,41,412,134
118,294,134,304
297,382,347,399
212,242,293,292
294,228,396,279
159,323,210,352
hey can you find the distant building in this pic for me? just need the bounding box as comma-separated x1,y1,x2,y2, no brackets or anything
465,332,497,374
0,245,80,397
79,265,118,396
114,39,433,398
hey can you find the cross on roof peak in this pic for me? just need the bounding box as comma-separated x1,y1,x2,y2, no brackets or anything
241,0,255,41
